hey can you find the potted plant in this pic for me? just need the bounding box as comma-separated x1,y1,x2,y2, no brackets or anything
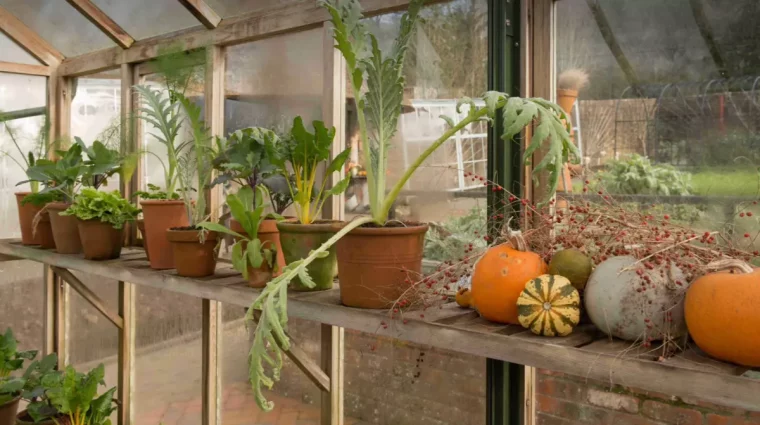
198,186,278,287
134,85,191,269
21,364,115,425
0,328,37,425
266,116,351,291
210,127,287,271
5,352,58,425
165,94,219,277
60,189,140,260
242,0,577,411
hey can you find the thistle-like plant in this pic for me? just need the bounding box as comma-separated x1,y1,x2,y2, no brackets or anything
266,116,351,224
175,93,214,226
0,112,51,194
243,0,577,410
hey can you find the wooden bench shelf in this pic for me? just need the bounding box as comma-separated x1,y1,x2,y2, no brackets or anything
1,239,758,412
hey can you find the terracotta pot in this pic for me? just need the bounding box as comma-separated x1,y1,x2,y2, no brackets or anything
136,219,150,261
557,88,578,115
15,192,42,245
16,410,71,425
0,396,19,425
77,220,123,261
47,202,82,254
230,218,285,275
277,220,338,291
166,228,219,277
36,209,56,250
335,222,428,309
247,260,273,288
140,200,189,269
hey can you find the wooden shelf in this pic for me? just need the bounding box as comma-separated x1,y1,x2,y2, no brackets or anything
1,239,758,411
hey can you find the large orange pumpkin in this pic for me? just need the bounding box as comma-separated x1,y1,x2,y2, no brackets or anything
685,260,760,367
471,232,547,324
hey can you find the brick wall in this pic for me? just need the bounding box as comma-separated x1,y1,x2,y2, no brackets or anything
536,369,760,425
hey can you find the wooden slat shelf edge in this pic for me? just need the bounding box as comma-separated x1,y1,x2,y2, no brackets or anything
1,239,758,411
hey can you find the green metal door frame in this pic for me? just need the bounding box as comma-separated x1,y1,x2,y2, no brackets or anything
486,0,525,424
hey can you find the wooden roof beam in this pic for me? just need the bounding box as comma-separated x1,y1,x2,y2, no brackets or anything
0,61,51,76
0,5,64,65
65,0,135,49
585,0,640,90
688,0,729,78
177,0,222,29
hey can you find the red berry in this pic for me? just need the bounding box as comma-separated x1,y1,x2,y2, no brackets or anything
745,233,751,238
740,212,746,217
663,215,670,220
748,212,753,217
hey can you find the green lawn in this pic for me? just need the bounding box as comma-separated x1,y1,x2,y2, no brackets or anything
690,167,760,197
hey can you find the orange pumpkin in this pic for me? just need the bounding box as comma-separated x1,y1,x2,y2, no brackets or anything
471,232,547,324
685,260,760,367
455,287,472,308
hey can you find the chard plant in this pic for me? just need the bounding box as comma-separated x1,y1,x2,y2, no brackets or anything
20,143,88,204
243,0,577,410
266,117,351,224
0,328,37,405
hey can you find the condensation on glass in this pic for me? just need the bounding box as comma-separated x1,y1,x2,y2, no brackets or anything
205,0,303,19
0,32,42,65
90,0,201,41
0,0,113,56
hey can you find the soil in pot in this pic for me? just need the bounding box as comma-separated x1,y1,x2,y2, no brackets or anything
15,192,42,245
136,219,150,261
166,228,219,277
231,218,285,275
141,200,189,270
35,209,56,250
77,220,124,261
16,410,71,425
277,220,338,291
335,221,428,309
47,202,82,254
0,396,20,425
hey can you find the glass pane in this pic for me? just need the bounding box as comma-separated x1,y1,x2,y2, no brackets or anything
221,311,324,424
91,0,201,41
0,32,42,65
71,75,123,192
0,0,114,56
0,261,44,353
205,0,302,19
225,28,324,133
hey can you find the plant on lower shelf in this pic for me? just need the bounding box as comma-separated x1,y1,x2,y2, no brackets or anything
0,328,37,407
241,0,576,411
25,364,116,425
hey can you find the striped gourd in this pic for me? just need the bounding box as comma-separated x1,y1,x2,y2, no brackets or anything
517,274,581,337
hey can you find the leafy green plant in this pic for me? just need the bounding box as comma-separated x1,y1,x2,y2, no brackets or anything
267,117,351,224
242,0,575,410
596,154,692,196
262,175,295,215
75,137,136,190
175,93,214,226
133,183,181,201
198,186,278,278
424,207,487,262
28,364,116,425
20,142,87,204
0,328,37,404
61,188,140,229
0,112,51,194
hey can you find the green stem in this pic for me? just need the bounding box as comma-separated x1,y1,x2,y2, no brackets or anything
378,108,489,222
30,181,39,194
355,106,376,219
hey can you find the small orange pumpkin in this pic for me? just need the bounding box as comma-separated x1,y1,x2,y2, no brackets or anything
685,260,760,367
471,232,547,324
455,287,472,308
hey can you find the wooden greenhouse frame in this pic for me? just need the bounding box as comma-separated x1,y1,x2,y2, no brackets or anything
0,1,758,425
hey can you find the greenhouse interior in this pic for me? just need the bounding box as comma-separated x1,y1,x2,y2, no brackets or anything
1,0,759,425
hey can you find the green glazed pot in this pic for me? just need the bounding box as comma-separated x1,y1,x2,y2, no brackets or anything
277,220,338,291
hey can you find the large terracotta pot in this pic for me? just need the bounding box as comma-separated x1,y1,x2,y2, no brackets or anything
277,220,338,291
230,218,285,275
136,219,150,261
15,192,41,245
140,200,189,270
247,261,273,288
166,228,219,277
335,222,428,309
0,396,19,425
77,220,123,261
47,202,82,254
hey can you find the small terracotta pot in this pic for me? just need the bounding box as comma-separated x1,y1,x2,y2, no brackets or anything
136,219,150,261
15,192,42,245
77,220,124,261
35,209,56,250
247,260,273,288
141,200,189,270
277,220,338,291
557,88,578,115
231,218,285,275
16,410,71,425
166,228,219,277
47,202,83,254
335,222,428,309
0,396,20,425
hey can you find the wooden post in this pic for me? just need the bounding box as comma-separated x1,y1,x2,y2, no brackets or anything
202,44,225,425
320,324,344,425
118,281,135,425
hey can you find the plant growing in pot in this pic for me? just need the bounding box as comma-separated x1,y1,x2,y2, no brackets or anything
210,127,287,271
165,94,220,277
266,116,351,291
241,0,577,411
60,189,140,260
7,352,58,425
198,186,279,287
0,328,37,425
